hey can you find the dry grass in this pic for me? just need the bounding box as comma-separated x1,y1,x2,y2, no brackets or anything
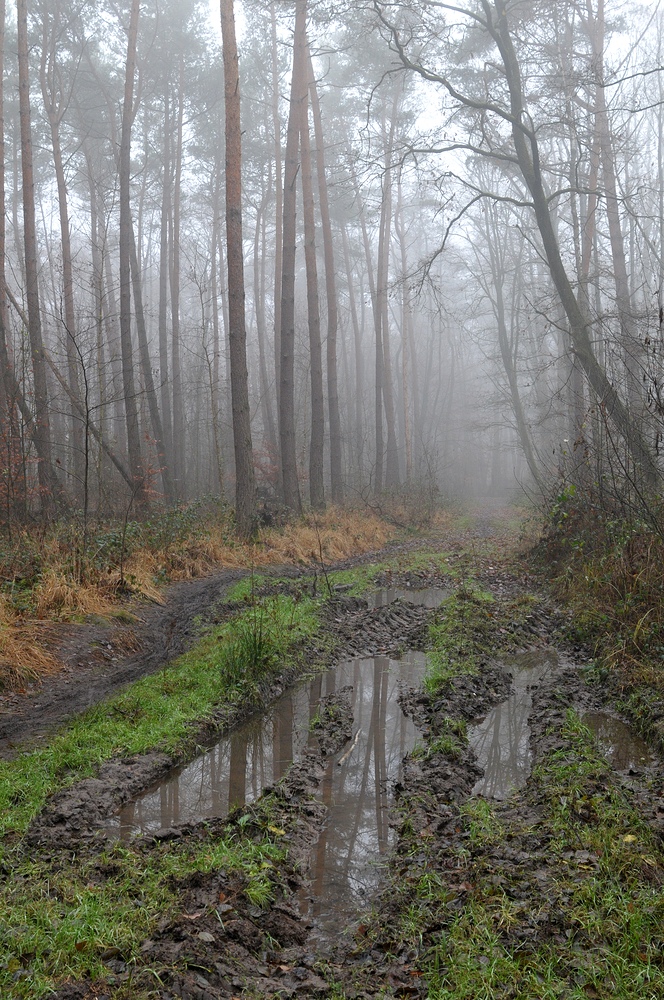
0,595,60,688
0,505,396,688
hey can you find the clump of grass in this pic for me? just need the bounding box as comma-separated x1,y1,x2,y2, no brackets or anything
425,580,542,693
412,718,467,761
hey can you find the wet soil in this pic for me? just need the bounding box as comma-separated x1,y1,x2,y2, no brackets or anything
0,537,438,759
8,510,664,1000
0,568,247,757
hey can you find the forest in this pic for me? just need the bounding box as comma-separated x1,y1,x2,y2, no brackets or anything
2,1,664,999
1,0,661,534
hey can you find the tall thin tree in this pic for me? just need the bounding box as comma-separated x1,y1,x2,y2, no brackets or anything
220,0,257,538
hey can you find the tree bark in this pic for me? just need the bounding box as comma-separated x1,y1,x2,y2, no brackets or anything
278,0,308,515
299,77,325,509
490,0,660,487
118,0,145,501
129,223,174,502
17,0,61,516
170,55,185,498
158,83,173,470
39,11,85,495
220,0,257,538
307,45,343,502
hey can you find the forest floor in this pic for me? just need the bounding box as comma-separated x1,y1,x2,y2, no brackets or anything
2,502,664,999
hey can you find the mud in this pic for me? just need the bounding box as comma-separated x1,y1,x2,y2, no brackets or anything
49,689,354,1000
25,589,436,850
10,515,664,1000
0,539,439,759
0,568,248,757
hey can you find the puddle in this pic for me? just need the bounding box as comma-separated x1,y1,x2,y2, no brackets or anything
469,649,557,799
299,651,426,942
368,587,449,609
104,652,426,914
582,711,654,771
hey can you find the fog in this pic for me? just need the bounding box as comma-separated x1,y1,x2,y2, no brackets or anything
1,0,662,531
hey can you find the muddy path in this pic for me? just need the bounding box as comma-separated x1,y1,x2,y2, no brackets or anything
6,509,664,1000
0,537,420,757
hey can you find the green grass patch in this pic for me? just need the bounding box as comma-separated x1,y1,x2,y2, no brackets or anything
425,585,541,693
0,593,325,845
423,710,664,999
0,820,286,998
412,718,467,761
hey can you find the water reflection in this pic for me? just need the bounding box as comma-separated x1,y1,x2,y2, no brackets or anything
583,711,654,771
469,649,557,800
105,653,425,866
302,651,426,939
368,588,449,609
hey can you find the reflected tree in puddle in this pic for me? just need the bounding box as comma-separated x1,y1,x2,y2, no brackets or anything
110,648,426,944
469,650,557,800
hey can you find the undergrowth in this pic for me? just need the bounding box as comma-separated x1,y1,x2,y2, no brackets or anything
534,485,664,737
0,810,287,999
0,504,393,688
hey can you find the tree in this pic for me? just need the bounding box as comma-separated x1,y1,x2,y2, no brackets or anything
220,0,257,538
118,0,145,501
278,0,308,515
376,0,661,489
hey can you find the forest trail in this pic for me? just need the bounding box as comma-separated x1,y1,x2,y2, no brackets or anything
3,504,664,1000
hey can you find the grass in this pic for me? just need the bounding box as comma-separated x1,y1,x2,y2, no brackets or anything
0,591,325,844
421,711,664,999
0,584,329,996
0,504,394,688
425,583,540,693
0,814,288,999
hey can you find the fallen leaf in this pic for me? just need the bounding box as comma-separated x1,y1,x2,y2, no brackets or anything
622,835,637,844
268,825,286,836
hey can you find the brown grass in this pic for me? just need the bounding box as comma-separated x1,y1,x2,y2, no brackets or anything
0,506,396,688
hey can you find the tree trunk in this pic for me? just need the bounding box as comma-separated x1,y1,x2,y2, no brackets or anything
220,0,257,538
342,223,364,484
307,45,343,502
210,158,225,496
278,0,308,515
129,223,174,502
158,84,173,470
492,0,660,488
17,0,60,516
118,0,145,501
254,184,277,455
170,55,185,498
394,175,413,481
587,0,641,415
270,0,283,426
39,14,85,495
379,100,400,489
299,76,325,510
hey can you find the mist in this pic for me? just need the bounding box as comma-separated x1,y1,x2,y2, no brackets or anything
0,0,661,531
